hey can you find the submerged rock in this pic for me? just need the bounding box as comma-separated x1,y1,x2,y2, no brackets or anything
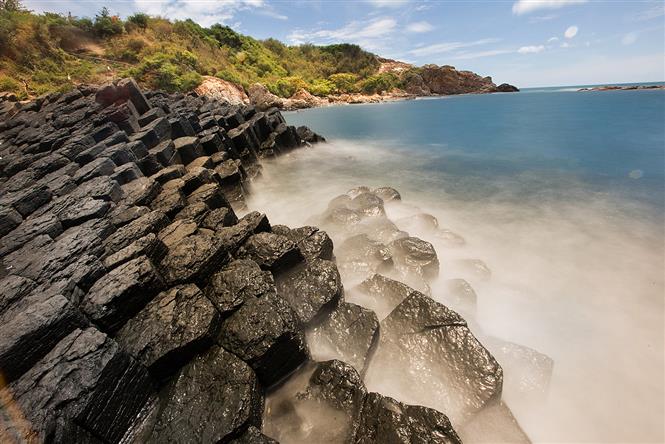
308,302,380,375
366,290,503,422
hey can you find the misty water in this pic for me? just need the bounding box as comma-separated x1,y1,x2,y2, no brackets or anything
248,89,665,443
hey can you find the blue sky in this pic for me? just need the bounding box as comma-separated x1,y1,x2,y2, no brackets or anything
23,0,665,87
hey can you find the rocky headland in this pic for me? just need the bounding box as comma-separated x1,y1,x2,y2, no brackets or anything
0,78,547,443
194,61,520,112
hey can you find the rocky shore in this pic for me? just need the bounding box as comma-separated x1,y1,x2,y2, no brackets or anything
578,84,665,92
192,62,520,113
0,79,548,443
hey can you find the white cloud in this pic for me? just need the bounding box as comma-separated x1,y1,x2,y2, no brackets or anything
565,25,578,38
560,41,571,48
512,0,587,15
518,45,545,54
621,32,638,46
408,38,499,57
288,17,397,51
547,36,559,42
406,21,434,33
367,0,410,8
132,0,277,26
452,49,514,60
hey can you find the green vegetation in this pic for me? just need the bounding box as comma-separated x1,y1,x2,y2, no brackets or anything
0,1,416,100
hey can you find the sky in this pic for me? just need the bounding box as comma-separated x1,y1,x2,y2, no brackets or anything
22,0,665,87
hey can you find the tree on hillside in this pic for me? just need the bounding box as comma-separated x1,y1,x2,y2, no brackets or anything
0,0,24,12
94,6,123,37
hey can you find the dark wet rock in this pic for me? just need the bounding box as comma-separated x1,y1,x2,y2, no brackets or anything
296,125,326,144
215,159,244,185
357,274,416,315
180,166,217,195
445,278,477,315
103,210,170,257
117,284,220,379
0,212,62,255
231,426,279,444
121,177,162,207
81,256,166,333
149,345,263,443
109,204,150,227
275,258,343,326
495,83,520,92
336,234,394,279
354,392,461,444
103,233,168,270
0,184,51,217
157,218,199,248
0,206,23,237
174,202,210,224
348,192,385,218
0,327,154,443
204,259,276,315
187,182,230,210
237,232,304,274
72,175,122,202
367,291,502,421
273,225,334,261
346,186,371,199
173,136,205,164
389,236,439,280
187,155,213,170
110,162,144,185
73,157,116,184
159,232,231,285
58,197,111,228
151,164,186,184
0,275,35,315
308,302,379,374
219,292,308,386
117,77,152,114
201,206,238,231
359,217,408,244
131,117,172,149
150,186,186,218
0,293,86,383
372,187,401,202
324,207,363,230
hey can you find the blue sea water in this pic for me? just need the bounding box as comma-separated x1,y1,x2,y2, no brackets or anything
249,86,665,442
285,86,665,219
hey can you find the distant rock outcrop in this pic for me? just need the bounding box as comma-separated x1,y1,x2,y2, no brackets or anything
194,76,249,106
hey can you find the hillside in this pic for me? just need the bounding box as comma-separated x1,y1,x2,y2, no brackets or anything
0,4,517,104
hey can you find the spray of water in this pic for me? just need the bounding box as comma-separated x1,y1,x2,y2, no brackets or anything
249,140,665,443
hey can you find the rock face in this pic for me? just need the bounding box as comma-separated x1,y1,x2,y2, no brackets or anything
195,76,250,106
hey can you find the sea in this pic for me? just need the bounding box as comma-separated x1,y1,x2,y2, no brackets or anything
248,84,665,443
